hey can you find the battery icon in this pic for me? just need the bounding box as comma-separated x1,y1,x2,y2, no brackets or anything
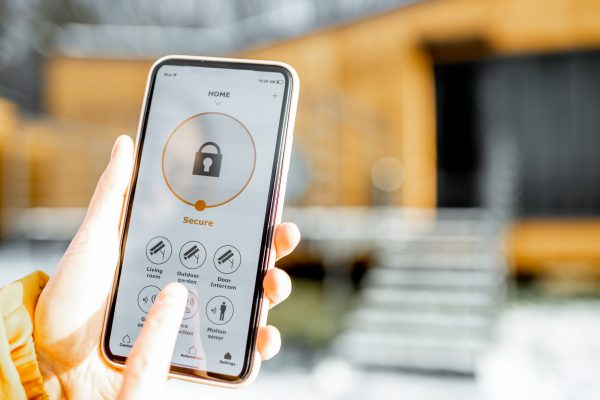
275,79,284,84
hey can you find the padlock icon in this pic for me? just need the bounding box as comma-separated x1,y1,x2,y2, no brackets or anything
192,142,222,177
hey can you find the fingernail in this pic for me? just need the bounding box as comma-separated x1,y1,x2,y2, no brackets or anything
263,330,281,360
111,135,129,160
290,223,301,244
110,137,121,160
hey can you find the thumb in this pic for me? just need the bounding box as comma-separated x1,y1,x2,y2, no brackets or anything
34,135,135,346
77,135,134,242
119,283,188,400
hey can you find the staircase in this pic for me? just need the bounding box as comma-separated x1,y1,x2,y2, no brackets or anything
334,210,505,374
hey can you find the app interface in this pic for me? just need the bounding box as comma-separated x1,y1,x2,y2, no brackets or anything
108,63,288,377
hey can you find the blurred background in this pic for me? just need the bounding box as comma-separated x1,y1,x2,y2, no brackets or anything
2,0,600,398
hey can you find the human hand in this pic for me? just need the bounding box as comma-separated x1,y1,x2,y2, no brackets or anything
34,135,300,399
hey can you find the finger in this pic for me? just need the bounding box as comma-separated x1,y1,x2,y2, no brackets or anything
263,268,292,308
119,283,187,400
257,325,281,361
274,222,301,261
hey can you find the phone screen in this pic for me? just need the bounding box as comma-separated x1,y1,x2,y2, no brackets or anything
104,59,292,381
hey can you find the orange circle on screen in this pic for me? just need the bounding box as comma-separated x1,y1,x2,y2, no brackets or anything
161,112,256,211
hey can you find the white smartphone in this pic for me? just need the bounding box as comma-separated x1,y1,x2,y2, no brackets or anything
101,55,299,387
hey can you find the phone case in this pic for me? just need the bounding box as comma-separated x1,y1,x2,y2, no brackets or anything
100,55,299,388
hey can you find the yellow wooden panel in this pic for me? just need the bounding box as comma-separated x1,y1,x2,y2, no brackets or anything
508,220,600,274
22,120,128,207
41,0,600,210
44,57,152,127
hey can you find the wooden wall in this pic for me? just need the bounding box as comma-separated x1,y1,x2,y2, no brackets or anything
43,0,600,208
29,0,600,271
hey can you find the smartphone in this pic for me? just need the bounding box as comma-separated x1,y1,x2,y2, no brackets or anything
101,55,299,387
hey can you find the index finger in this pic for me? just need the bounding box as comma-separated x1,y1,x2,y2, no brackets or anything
118,283,188,400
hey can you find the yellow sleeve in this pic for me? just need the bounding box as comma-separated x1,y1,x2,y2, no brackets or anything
0,271,49,400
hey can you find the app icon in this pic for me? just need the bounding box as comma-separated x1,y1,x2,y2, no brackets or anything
205,295,234,325
179,241,207,269
162,112,256,212
193,142,223,177
137,285,161,314
184,291,199,320
213,245,242,274
145,236,172,265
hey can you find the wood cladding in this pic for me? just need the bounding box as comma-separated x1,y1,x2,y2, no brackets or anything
30,0,600,271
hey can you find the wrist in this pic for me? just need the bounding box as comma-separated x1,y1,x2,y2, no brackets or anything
42,374,63,400
36,351,65,399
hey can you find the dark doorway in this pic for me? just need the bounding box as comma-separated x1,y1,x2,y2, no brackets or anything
434,49,600,217
434,62,481,208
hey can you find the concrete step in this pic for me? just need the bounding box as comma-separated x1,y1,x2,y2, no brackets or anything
346,309,492,331
334,332,484,374
364,267,503,289
360,287,498,309
377,252,501,270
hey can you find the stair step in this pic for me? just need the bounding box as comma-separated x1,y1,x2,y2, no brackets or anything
347,309,492,330
360,287,498,308
345,321,491,338
340,346,478,374
338,331,486,351
365,268,502,289
334,332,484,373
377,253,501,270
